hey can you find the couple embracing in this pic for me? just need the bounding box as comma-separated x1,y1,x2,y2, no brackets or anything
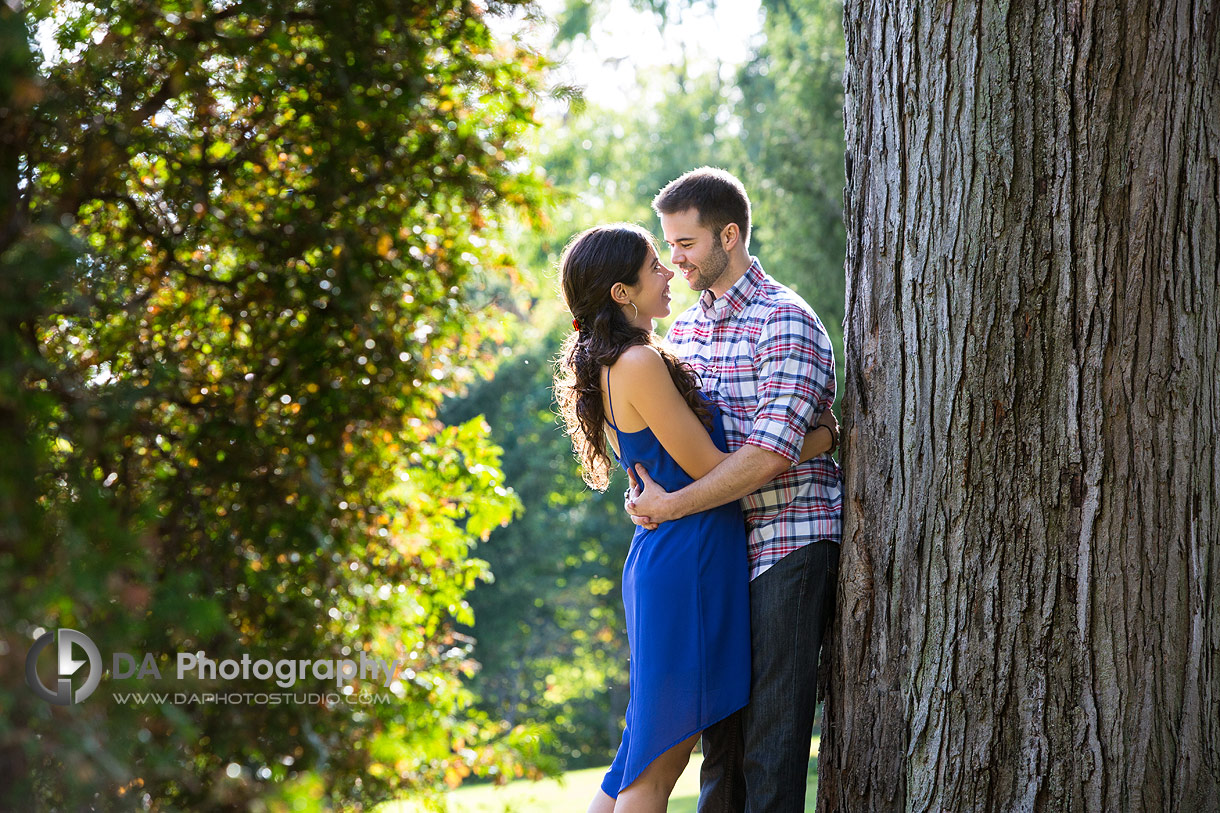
554,167,843,813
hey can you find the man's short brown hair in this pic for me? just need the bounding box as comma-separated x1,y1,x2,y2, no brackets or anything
652,166,751,246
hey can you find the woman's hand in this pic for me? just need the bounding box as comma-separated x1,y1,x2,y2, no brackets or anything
624,466,660,529
626,465,673,526
797,409,839,463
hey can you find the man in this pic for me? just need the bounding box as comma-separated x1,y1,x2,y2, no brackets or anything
626,167,842,812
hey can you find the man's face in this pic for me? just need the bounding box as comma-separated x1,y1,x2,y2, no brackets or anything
659,208,729,293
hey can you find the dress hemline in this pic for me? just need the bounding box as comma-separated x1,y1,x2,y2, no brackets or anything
599,695,750,800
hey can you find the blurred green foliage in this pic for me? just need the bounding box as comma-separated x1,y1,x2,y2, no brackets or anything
740,0,847,359
0,0,554,809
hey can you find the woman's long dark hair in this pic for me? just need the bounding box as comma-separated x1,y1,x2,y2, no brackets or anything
554,223,711,490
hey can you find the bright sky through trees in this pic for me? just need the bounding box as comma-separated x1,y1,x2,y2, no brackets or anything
498,0,765,110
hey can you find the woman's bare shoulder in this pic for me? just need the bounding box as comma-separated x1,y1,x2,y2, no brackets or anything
608,345,670,384
611,344,664,369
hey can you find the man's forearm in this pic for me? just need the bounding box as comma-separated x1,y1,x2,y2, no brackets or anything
664,444,790,519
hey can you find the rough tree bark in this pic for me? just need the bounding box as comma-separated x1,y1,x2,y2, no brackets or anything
821,2,1219,811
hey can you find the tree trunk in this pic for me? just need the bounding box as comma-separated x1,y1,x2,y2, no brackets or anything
821,2,1219,811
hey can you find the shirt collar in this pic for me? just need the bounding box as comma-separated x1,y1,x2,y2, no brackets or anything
699,257,765,319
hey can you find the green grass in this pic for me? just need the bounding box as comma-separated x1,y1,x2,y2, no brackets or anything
381,739,819,813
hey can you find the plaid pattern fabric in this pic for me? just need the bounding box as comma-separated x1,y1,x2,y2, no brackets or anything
667,258,843,580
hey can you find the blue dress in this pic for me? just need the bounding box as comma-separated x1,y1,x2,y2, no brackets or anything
600,381,751,799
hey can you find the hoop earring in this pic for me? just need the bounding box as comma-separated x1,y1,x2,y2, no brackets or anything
626,301,639,322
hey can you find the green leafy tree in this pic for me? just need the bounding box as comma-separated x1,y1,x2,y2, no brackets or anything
0,0,549,808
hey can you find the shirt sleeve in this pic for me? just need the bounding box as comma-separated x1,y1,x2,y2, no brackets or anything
744,304,836,463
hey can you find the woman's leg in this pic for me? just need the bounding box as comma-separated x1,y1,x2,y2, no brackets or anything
588,789,617,813
612,732,701,813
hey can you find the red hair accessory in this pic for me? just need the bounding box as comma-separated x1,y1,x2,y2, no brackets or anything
572,318,582,331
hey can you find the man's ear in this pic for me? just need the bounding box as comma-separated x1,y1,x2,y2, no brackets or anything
721,223,741,251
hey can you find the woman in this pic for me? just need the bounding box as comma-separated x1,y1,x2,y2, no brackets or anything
554,223,837,813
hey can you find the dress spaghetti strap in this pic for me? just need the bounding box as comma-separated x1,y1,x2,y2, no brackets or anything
605,366,621,431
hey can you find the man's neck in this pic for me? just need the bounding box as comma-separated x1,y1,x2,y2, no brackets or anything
709,252,753,300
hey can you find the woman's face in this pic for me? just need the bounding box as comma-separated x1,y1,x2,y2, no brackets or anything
622,247,674,327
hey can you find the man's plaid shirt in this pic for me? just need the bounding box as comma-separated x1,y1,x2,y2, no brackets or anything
667,258,843,580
